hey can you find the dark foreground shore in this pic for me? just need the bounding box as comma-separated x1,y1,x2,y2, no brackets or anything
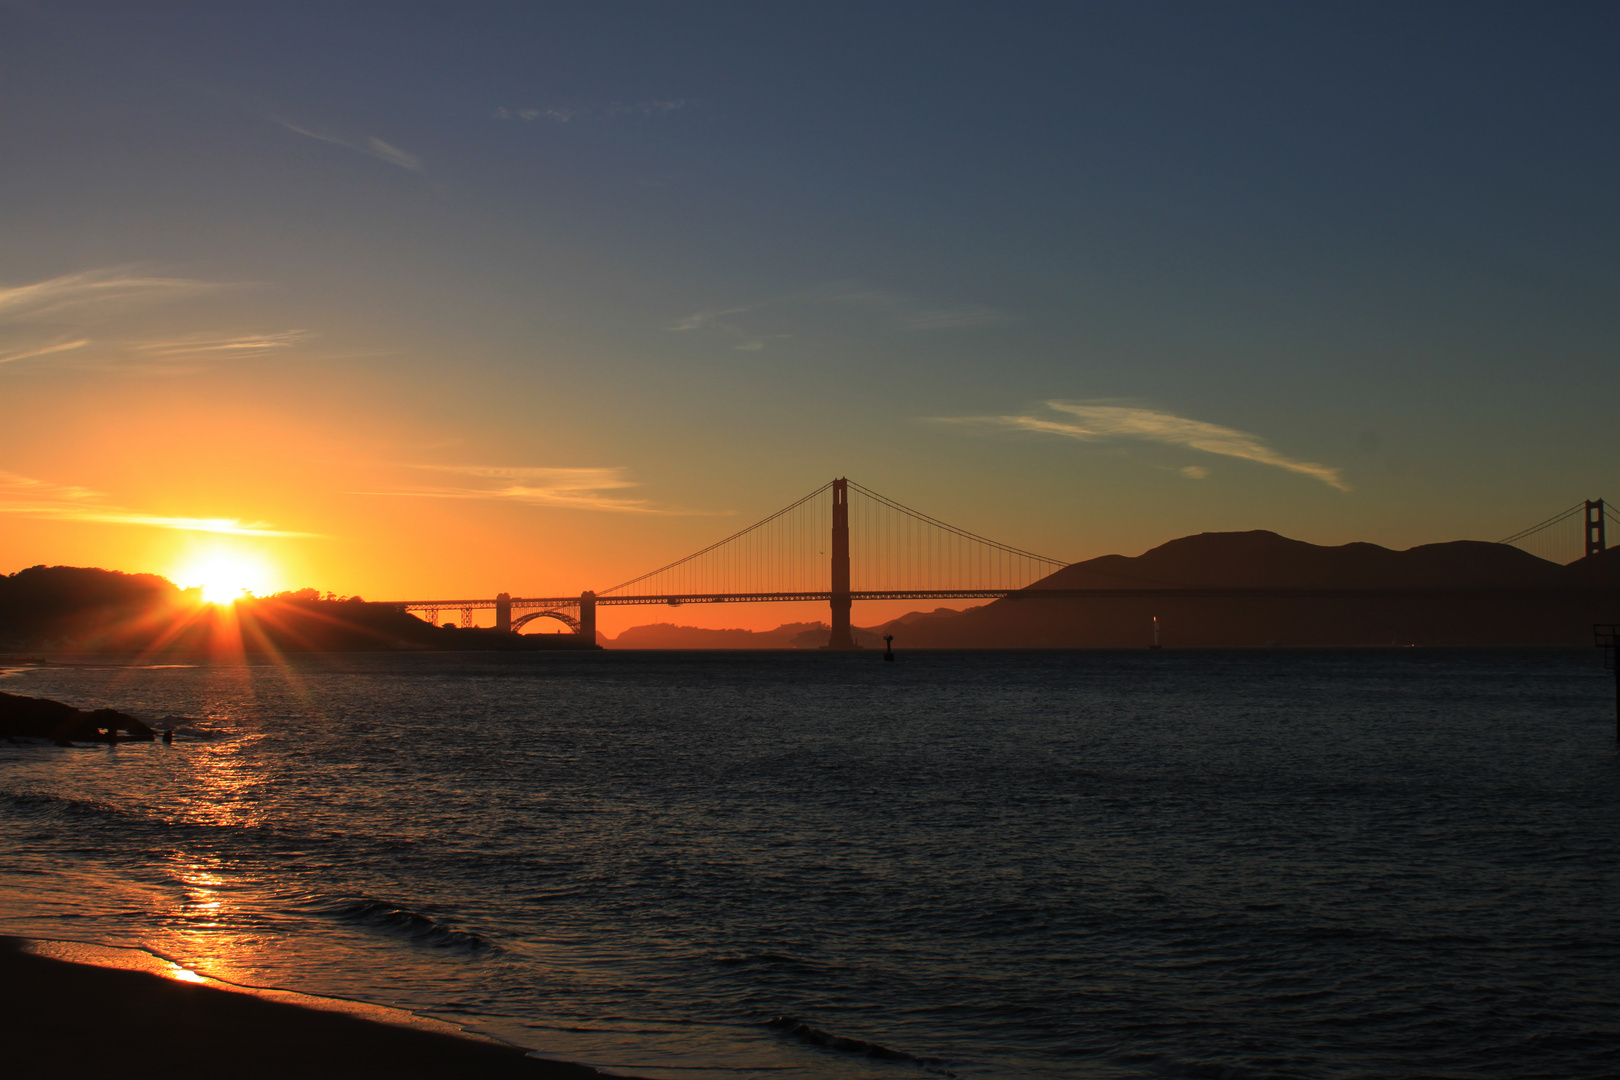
0,938,629,1079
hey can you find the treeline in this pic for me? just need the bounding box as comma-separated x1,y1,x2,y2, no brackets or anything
0,566,183,649
0,566,594,654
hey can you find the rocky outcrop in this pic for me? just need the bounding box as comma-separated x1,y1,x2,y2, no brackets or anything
0,692,156,743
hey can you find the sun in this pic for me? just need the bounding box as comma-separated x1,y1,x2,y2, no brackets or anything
178,554,275,605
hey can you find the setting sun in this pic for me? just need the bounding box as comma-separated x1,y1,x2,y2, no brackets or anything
177,554,276,605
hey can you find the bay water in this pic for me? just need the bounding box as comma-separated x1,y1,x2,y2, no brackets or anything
0,649,1615,1078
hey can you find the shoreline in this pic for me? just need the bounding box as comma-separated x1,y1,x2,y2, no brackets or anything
0,936,641,1079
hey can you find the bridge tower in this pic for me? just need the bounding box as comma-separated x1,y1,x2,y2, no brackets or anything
827,478,857,648
1588,500,1607,559
495,592,512,633
579,591,597,643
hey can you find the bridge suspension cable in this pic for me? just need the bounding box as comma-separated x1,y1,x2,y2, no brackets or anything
1498,499,1616,565
600,481,835,597
846,480,1066,592
599,478,1069,599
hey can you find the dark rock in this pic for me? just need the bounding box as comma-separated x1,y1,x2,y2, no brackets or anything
0,692,155,742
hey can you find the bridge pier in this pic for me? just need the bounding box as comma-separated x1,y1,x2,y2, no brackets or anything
827,477,857,649
1587,500,1606,558
579,591,596,643
495,592,511,634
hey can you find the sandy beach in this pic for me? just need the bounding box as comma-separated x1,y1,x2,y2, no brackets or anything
0,937,629,1079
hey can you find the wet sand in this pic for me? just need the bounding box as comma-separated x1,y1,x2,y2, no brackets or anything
0,937,629,1079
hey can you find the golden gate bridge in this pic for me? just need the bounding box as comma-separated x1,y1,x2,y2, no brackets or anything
385,480,1616,648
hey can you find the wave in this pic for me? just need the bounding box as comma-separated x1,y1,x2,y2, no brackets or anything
0,789,123,821
1112,1051,1268,1080
154,718,231,740
764,1016,957,1076
301,896,497,954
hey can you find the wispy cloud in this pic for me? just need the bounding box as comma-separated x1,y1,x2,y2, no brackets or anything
493,99,690,123
0,268,220,322
814,285,1017,331
0,267,307,374
0,339,89,365
360,465,695,514
129,331,309,361
0,471,316,535
274,118,422,171
671,281,1015,352
938,401,1350,491
671,305,774,351
0,472,104,502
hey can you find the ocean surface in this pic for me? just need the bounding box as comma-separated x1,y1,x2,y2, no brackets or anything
0,648,1616,1079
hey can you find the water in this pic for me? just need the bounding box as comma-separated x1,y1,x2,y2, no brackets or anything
0,649,1615,1079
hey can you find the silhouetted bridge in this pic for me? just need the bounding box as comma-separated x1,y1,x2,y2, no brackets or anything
386,481,1615,648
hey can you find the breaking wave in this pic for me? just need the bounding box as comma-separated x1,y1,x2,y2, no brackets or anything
765,1016,957,1076
302,896,497,954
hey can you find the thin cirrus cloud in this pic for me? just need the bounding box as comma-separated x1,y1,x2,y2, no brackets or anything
0,268,304,373
0,339,90,365
0,268,221,323
359,466,693,515
128,331,309,361
0,471,316,536
673,281,1015,352
939,401,1351,491
272,117,422,171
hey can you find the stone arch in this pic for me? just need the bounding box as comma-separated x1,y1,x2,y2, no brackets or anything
511,609,581,633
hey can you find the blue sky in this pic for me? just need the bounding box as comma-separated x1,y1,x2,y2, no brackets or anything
1,1,1615,622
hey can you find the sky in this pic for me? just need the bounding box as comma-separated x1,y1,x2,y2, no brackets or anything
1,1,1616,634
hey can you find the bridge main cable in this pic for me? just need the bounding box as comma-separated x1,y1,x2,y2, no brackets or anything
598,481,835,597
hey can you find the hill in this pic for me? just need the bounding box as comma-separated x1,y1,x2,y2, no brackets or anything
872,531,1620,648
0,567,596,654
603,621,889,648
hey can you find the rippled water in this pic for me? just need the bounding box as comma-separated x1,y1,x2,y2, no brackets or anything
1,649,1616,1079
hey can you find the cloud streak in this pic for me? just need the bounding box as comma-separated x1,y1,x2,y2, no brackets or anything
0,268,220,323
0,471,316,535
274,118,422,171
940,402,1350,490
0,339,89,365
360,466,694,514
129,331,309,361
0,267,309,374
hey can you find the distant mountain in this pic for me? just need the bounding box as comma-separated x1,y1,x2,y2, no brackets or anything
607,621,853,649
873,531,1620,648
1027,530,1592,590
